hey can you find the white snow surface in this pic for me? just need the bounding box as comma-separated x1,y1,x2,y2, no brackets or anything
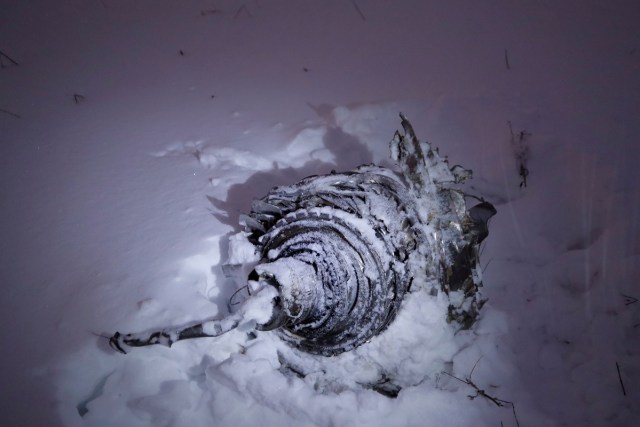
1,1,639,426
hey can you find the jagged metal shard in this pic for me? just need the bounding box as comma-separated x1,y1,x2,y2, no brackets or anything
109,114,495,356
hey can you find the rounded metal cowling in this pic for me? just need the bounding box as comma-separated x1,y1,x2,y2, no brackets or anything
244,168,420,356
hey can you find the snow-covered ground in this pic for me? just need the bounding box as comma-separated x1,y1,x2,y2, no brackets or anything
1,1,639,426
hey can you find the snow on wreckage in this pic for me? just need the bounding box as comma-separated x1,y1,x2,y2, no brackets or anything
109,114,496,394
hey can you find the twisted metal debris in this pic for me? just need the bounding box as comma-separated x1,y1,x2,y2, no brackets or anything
109,114,495,356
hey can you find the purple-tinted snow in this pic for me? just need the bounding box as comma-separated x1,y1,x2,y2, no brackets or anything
1,1,639,426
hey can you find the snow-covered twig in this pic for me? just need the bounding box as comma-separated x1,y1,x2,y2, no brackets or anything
442,364,520,427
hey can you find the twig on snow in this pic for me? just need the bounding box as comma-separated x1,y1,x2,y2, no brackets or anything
0,108,21,118
481,259,493,275
622,293,638,306
442,361,520,427
73,94,86,104
200,9,222,16
351,0,367,22
234,4,252,19
469,356,483,379
507,120,531,188
518,130,531,142
443,371,504,406
504,49,511,70
0,49,19,68
616,362,627,396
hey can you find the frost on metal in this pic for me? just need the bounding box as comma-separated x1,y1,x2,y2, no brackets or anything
109,114,496,357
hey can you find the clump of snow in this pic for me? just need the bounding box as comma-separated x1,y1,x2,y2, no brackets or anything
237,284,278,326
226,232,260,265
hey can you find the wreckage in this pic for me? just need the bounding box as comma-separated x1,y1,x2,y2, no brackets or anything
110,114,496,357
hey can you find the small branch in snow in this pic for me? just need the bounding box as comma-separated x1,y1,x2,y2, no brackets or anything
616,362,627,396
0,49,19,68
469,356,483,379
518,130,532,143
200,9,222,16
622,293,638,306
0,108,21,118
442,370,520,427
481,259,493,274
507,120,531,188
518,165,529,188
350,0,367,22
479,241,487,257
234,4,252,19
73,94,86,104
504,49,511,70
